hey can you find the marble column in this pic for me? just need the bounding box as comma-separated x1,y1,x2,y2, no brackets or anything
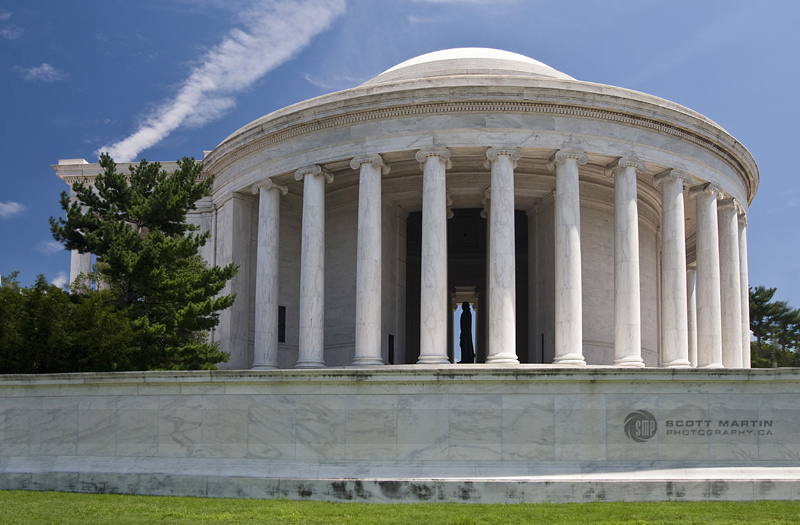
416,147,451,365
351,154,390,366
654,169,692,368
718,198,743,368
689,183,724,368
606,158,646,367
69,249,92,286
547,149,587,365
485,148,521,364
68,187,92,287
687,266,698,367
295,165,334,368
738,211,751,368
251,178,288,370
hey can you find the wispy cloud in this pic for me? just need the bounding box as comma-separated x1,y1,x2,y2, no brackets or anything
0,10,11,21
51,272,68,289
0,201,25,217
408,15,436,24
100,0,346,163
1,24,23,40
15,63,65,82
37,240,64,255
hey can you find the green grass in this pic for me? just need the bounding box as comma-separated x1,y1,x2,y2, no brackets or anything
2,491,800,524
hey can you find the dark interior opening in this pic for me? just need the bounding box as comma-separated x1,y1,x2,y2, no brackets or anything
404,208,529,363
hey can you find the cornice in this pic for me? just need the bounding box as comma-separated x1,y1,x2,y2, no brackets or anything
203,100,754,200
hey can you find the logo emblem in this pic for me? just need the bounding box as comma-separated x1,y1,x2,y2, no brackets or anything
624,410,657,442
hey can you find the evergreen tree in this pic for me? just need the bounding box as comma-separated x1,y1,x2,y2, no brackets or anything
49,154,236,370
748,285,800,368
0,273,135,374
750,285,779,360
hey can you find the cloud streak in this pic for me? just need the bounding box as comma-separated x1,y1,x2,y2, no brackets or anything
2,25,23,40
37,240,64,255
100,0,346,163
0,201,25,217
15,63,65,82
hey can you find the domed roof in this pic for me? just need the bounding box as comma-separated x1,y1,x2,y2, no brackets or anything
361,48,575,86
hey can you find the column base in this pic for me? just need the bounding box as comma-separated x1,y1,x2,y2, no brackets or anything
486,354,520,365
613,356,645,368
661,358,692,368
295,359,327,369
251,364,279,370
417,355,451,365
699,363,725,369
351,356,385,366
552,354,586,366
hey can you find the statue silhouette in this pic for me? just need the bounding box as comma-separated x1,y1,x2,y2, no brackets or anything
458,301,475,363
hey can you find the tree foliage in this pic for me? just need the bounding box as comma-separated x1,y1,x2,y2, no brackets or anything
749,285,800,368
0,273,135,374
48,154,236,370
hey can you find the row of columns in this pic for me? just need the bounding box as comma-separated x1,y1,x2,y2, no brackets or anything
249,148,750,369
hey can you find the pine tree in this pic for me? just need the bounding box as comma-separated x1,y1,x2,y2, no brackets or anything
49,153,236,370
750,285,779,361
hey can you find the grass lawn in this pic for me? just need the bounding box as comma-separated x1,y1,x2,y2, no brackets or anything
2,491,800,524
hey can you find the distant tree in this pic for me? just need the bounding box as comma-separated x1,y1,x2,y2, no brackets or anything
0,273,135,374
750,286,779,361
49,154,236,370
749,285,800,368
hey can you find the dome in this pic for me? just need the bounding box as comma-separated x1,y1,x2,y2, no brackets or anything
361,48,575,86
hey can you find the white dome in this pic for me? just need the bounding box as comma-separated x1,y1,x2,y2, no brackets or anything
361,48,575,86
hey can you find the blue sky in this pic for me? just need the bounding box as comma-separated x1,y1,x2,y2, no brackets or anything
1,0,799,309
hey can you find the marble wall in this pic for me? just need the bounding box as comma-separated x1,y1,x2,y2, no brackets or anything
2,369,799,463
2,369,798,501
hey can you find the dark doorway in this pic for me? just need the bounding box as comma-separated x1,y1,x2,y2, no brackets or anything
404,209,529,363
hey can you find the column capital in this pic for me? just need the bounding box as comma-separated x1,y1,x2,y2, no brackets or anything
416,147,452,170
484,147,521,169
294,164,334,183
688,182,724,200
604,157,645,177
653,168,692,188
738,209,748,227
718,197,743,213
251,178,288,196
350,154,390,175
546,149,588,171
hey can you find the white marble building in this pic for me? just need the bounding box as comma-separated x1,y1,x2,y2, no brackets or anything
55,48,757,371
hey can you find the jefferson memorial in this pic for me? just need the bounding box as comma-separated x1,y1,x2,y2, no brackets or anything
60,48,755,371
9,49,798,504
